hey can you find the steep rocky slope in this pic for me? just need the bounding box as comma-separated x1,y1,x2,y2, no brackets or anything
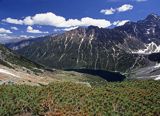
16,14,160,74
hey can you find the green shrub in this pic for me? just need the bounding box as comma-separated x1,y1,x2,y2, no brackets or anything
0,80,159,115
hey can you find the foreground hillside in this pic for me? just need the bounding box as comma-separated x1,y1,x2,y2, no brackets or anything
0,44,44,71
0,80,159,116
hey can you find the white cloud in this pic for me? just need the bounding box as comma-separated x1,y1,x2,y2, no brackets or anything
117,4,133,12
0,34,35,44
3,12,112,28
54,26,79,32
100,8,116,15
63,26,79,31
0,34,17,44
11,26,18,30
19,35,29,38
2,18,23,25
0,28,12,33
113,20,130,26
53,28,62,32
23,16,34,25
81,17,111,28
53,26,79,32
19,35,35,38
27,13,66,27
0,34,8,37
100,4,133,15
27,26,48,34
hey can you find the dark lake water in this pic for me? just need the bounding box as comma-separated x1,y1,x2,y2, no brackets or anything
65,69,126,82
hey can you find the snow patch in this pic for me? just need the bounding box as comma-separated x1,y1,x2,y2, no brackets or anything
149,74,160,81
154,63,160,68
132,42,160,54
145,29,151,35
155,76,160,80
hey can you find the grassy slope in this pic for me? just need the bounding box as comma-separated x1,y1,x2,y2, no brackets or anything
0,80,159,116
0,44,44,71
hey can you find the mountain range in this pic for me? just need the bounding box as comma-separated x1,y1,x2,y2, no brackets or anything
5,13,160,80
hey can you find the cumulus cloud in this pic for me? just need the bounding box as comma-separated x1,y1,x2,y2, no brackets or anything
53,28,62,32
3,18,23,25
80,17,111,28
0,34,35,44
113,20,130,26
117,4,133,12
63,26,79,31
0,34,22,44
19,35,29,38
0,28,12,33
19,35,35,38
54,26,79,32
0,34,8,37
27,26,48,34
11,26,18,30
3,12,112,28
100,4,133,15
100,8,116,15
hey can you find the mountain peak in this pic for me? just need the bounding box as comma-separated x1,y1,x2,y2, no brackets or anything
67,26,100,35
87,25,100,29
74,26,100,31
145,13,159,21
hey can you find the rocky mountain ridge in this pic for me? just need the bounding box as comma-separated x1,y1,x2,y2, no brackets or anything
7,14,160,79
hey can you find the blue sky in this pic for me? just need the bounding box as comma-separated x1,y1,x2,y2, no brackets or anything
0,0,159,43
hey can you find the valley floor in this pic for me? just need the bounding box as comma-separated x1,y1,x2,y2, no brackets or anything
0,64,101,86
0,80,159,116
